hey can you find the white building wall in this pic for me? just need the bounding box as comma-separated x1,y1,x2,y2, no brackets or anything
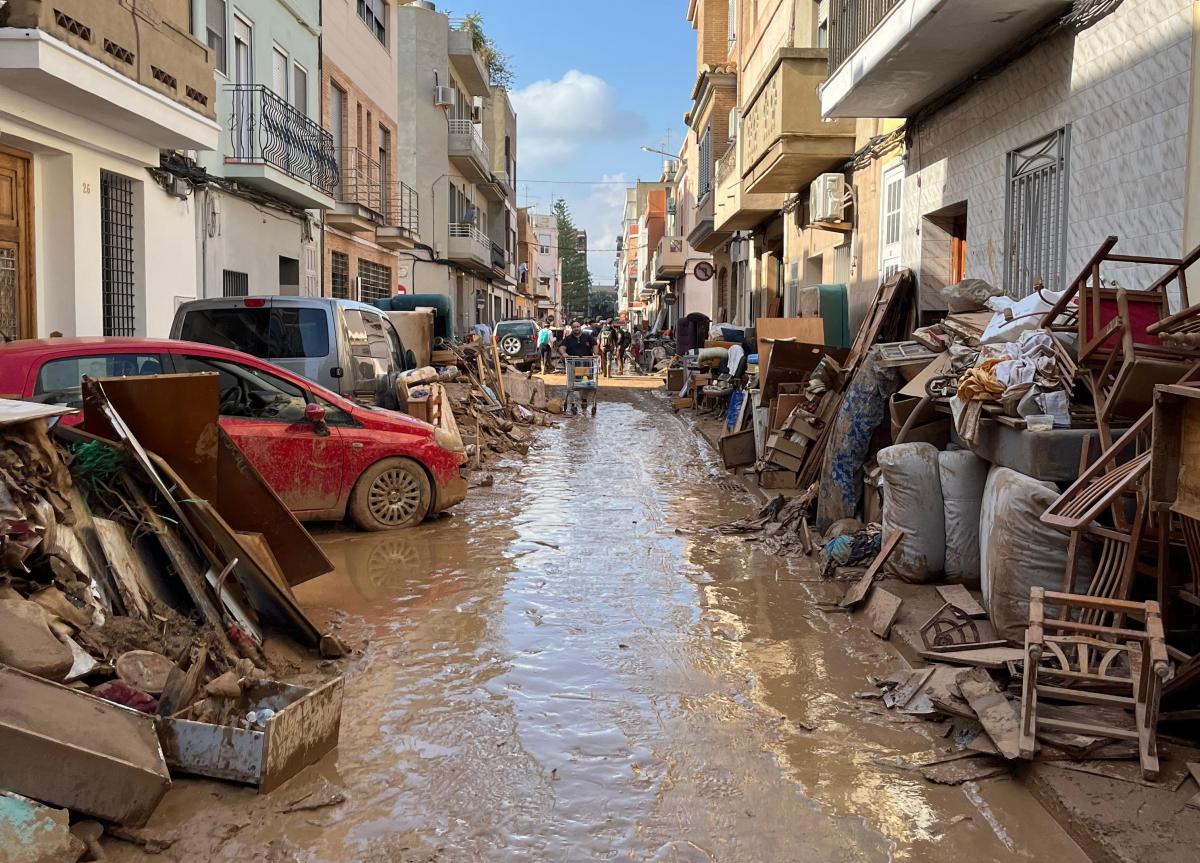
197,188,313,300
3,91,201,338
905,0,1194,309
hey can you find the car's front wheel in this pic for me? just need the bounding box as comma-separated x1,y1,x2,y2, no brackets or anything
349,457,432,531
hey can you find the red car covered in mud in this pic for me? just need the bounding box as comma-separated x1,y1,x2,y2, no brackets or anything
0,337,467,530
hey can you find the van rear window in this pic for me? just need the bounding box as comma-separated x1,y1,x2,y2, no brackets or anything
179,308,330,359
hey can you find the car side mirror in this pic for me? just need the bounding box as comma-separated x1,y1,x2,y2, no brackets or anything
304,403,330,436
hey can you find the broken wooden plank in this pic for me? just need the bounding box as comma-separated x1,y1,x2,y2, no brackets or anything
91,516,154,621
920,647,1024,670
937,584,987,619
865,588,902,639
957,667,1022,760
885,667,935,710
840,530,903,608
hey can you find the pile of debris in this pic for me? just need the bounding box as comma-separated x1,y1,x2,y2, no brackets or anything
0,378,346,854
439,341,559,467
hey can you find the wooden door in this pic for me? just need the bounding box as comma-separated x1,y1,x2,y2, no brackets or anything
0,148,33,341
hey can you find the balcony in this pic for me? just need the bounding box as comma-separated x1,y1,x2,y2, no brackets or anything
448,25,489,94
224,85,336,210
329,147,383,233
655,236,687,279
447,222,491,272
822,0,1073,118
688,190,729,253
714,143,778,233
377,181,420,250
741,50,856,194
0,0,218,150
448,119,491,183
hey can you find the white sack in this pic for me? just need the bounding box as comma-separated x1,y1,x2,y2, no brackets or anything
880,443,945,583
979,467,1069,643
938,449,989,585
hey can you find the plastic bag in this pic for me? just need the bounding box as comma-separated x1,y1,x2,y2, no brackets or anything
979,289,1068,346
880,443,945,583
942,278,1002,313
938,450,989,585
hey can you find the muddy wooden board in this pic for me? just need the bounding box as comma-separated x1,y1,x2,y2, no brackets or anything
920,647,1024,669
840,530,903,608
865,588,902,638
936,584,987,618
1188,762,1200,809
957,667,1021,759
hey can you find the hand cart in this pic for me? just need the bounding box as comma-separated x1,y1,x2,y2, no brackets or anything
564,356,599,416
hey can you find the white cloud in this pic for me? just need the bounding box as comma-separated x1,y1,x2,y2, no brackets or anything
510,71,646,172
572,173,629,284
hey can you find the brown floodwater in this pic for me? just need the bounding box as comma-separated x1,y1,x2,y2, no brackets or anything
106,385,1088,862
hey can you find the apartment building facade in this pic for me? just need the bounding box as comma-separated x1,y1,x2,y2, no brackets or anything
518,209,562,323
0,0,219,338
190,0,332,303
822,0,1200,314
395,1,519,335
661,134,715,321
321,0,421,307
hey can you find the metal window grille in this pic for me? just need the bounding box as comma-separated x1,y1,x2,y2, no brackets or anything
698,126,712,200
330,252,350,299
100,170,135,337
0,247,17,340
357,259,391,304
1004,127,1070,298
222,269,249,297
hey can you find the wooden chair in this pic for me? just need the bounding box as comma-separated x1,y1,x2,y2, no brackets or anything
1019,588,1169,779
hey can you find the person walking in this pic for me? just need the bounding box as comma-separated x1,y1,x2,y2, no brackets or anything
615,323,633,375
596,319,617,378
558,320,598,415
536,324,555,374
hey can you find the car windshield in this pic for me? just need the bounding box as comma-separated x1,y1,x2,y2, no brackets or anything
179,307,331,360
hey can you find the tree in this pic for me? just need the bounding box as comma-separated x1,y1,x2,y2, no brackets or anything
553,198,592,319
590,290,618,320
461,13,515,89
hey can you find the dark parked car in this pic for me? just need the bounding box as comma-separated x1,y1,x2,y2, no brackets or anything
493,320,539,370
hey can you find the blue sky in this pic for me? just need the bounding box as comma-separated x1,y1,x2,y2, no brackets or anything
444,0,696,282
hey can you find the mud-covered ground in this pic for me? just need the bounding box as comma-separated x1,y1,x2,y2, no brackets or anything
106,383,1088,862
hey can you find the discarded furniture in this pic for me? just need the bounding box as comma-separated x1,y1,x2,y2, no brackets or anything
157,676,345,792
0,665,172,826
919,603,1003,651
1041,411,1151,531
1019,588,1168,779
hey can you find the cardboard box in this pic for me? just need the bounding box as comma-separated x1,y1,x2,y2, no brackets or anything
767,449,803,471
759,470,801,489
719,429,756,468
766,432,808,459
770,394,806,431
786,411,822,441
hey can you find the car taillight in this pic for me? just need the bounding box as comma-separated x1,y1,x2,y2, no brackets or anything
244,298,267,308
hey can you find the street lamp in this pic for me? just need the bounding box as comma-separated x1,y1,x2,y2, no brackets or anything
640,145,676,159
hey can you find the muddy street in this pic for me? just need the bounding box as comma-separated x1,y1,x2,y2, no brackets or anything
112,383,1088,862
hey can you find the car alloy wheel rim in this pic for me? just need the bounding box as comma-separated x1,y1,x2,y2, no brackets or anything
368,468,422,525
501,335,522,355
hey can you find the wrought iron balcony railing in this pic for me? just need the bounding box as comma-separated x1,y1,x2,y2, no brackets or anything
383,181,419,235
227,84,337,196
828,0,904,74
335,147,384,212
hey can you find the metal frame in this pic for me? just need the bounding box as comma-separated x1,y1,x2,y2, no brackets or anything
100,170,136,337
1004,126,1071,298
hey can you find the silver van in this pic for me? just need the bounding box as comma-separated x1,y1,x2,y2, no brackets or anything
170,296,414,403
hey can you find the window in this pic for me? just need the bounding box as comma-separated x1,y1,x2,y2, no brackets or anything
176,356,308,422
343,309,393,360
1005,127,1070,297
357,259,391,304
879,163,904,281
357,0,386,43
222,269,249,297
330,251,350,299
34,355,166,407
279,256,300,294
538,234,551,254
206,0,226,74
271,46,288,100
728,0,737,48
178,307,331,359
698,125,712,200
100,170,136,337
378,125,390,188
292,63,308,115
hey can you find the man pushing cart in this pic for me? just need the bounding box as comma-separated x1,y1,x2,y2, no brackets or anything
558,320,599,416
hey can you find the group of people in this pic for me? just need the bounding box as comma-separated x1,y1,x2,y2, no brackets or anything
536,318,636,378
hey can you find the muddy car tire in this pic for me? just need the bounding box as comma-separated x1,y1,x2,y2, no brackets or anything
349,457,432,531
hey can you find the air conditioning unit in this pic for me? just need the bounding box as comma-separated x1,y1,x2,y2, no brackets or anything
810,172,845,223
434,85,455,108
